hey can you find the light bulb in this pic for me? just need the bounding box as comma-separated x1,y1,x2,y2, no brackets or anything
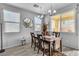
48,9,52,13
53,10,56,13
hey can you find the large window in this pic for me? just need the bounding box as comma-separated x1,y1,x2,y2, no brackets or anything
51,15,60,32
3,10,20,32
51,10,75,32
34,16,42,31
61,10,75,32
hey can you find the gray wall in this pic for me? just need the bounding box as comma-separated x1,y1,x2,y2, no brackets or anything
0,24,1,49
45,4,79,49
60,4,79,49
77,5,79,49
0,4,38,49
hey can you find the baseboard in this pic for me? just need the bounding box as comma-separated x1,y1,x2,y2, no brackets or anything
63,45,79,50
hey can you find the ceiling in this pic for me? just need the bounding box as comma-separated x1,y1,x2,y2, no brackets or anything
8,3,72,14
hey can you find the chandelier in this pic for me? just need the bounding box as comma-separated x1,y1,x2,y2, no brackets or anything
33,3,56,17
47,4,56,16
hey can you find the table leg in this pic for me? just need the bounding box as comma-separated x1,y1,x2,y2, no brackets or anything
37,40,40,53
49,42,51,56
43,41,44,56
60,40,62,52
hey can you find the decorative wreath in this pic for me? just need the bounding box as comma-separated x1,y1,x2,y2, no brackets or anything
23,18,33,28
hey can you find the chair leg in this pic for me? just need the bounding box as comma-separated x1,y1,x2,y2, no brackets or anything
34,46,35,51
31,41,33,47
34,41,36,51
43,47,45,56
37,42,40,54
43,53,44,56
37,46,39,53
42,41,44,56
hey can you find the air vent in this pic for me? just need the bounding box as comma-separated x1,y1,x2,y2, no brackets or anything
33,4,39,8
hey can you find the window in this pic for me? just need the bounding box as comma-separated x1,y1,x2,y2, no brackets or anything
5,23,20,32
51,15,60,32
61,10,75,32
3,10,20,33
34,16,42,31
51,10,75,32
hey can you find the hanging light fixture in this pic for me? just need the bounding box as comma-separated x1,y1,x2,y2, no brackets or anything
47,4,52,16
47,4,56,16
53,9,56,14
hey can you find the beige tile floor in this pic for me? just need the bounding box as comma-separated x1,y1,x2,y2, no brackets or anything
0,43,79,56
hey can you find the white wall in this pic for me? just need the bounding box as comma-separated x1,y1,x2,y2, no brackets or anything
0,4,38,49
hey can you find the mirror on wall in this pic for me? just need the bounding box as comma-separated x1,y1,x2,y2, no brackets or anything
23,18,33,28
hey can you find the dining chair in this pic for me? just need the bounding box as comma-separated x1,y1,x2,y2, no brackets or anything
43,36,52,56
37,34,43,54
33,33,39,51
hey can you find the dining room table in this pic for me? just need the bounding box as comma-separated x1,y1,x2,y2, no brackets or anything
43,35,55,56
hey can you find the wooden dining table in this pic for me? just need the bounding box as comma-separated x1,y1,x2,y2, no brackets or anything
43,36,55,56
33,33,56,56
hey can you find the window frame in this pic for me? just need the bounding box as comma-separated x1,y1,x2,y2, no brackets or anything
3,9,21,33
34,16,42,31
